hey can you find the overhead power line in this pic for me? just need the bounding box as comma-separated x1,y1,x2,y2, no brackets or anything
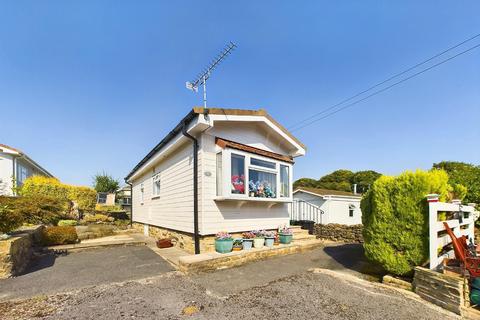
290,42,480,133
288,33,480,131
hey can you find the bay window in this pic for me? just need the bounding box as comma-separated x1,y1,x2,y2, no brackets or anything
217,149,292,201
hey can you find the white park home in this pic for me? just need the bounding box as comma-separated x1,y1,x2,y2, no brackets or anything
0,144,54,196
292,187,363,225
125,107,306,254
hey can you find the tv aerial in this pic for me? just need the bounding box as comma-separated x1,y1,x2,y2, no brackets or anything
186,41,237,110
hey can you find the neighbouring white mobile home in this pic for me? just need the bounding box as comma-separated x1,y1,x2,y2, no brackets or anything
0,144,54,196
125,107,306,254
292,187,362,225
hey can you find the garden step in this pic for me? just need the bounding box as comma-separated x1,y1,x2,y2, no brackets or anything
294,234,316,240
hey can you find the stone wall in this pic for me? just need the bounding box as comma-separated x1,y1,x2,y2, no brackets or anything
133,222,274,254
0,226,43,279
413,266,468,315
314,224,363,243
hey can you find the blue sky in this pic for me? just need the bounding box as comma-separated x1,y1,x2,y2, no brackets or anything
0,1,479,186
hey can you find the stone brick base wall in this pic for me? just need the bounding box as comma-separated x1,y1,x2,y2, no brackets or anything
0,226,43,279
314,224,363,243
413,266,468,315
133,222,274,254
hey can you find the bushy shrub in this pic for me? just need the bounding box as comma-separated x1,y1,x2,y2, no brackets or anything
0,198,24,234
42,226,78,245
68,186,96,211
361,169,455,276
57,219,78,227
0,194,66,226
15,195,67,225
82,214,113,224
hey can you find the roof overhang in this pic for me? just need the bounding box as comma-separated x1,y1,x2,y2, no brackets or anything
293,188,362,200
125,107,306,182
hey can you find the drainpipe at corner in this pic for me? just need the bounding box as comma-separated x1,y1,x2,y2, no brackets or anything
125,179,133,228
181,123,200,255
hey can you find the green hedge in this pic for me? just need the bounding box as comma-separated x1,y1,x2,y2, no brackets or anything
361,169,458,276
21,176,96,211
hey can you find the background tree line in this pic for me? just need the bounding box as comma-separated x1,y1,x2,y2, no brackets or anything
294,161,480,202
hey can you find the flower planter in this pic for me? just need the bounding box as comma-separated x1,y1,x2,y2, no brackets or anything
243,239,253,250
279,234,292,244
264,237,275,247
215,238,233,253
253,237,265,248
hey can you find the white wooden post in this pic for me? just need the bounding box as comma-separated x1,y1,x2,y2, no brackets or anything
428,201,477,270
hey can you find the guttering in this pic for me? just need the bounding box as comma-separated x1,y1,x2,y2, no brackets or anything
181,122,200,255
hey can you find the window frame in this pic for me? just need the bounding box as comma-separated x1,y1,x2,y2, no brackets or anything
349,204,355,217
152,173,161,199
217,148,293,201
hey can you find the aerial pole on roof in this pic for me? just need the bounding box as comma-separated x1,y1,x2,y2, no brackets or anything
186,41,237,112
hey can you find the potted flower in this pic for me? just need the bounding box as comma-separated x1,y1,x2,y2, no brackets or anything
215,231,233,253
253,230,265,248
232,238,243,251
264,231,276,247
278,226,293,244
274,232,280,246
242,232,255,250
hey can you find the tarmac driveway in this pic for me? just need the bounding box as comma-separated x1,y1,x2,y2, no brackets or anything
0,245,174,301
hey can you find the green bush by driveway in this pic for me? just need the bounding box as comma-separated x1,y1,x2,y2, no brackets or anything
361,169,462,276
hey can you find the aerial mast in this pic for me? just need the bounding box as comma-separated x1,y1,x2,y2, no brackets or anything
186,41,237,111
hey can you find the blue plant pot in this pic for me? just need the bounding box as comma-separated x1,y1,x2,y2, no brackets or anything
243,239,253,250
279,234,292,244
265,237,275,247
215,239,233,253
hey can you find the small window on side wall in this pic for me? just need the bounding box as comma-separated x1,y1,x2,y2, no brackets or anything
349,204,355,217
152,174,160,198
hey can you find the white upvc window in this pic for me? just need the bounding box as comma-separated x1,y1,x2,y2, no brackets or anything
152,173,161,198
216,148,293,201
140,183,145,204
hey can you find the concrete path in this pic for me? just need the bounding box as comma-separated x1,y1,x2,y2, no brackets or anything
0,245,174,301
190,243,384,297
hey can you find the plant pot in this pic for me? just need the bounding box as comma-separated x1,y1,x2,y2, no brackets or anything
243,239,253,250
253,237,265,248
279,234,292,244
215,238,233,253
264,237,275,247
232,246,242,251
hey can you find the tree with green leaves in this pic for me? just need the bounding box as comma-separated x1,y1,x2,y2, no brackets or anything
432,161,480,205
293,177,318,189
294,169,382,193
93,172,120,193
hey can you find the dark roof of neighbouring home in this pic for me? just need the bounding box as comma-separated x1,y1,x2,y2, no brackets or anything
294,187,362,198
125,107,304,181
215,137,294,163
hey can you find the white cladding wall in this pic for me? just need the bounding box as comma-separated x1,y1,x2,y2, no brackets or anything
199,128,291,235
130,120,296,235
294,191,362,225
131,143,196,233
0,154,13,195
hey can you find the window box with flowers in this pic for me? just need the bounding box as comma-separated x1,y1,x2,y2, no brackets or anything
215,148,293,203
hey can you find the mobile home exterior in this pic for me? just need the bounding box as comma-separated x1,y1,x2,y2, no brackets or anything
125,108,306,253
0,144,53,196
